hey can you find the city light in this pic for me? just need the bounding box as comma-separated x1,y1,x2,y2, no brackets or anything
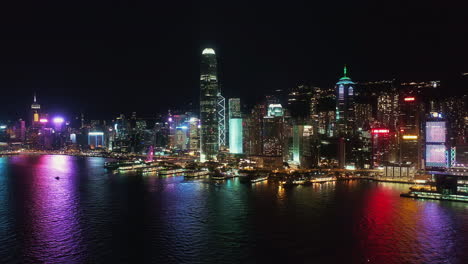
404,97,415,102
53,117,64,123
371,129,389,134
39,118,48,123
402,135,418,140
89,132,104,136
202,48,215,55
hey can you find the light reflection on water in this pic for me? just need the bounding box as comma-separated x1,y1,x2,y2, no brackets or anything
0,155,467,263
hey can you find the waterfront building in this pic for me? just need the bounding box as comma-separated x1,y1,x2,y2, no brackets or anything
228,98,243,154
217,92,226,149
200,48,219,161
243,103,266,156
425,113,447,169
88,131,105,149
398,95,423,168
262,115,284,157
290,124,319,168
371,128,393,167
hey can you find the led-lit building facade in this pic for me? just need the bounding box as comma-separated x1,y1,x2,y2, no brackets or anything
335,66,355,136
30,94,41,127
371,128,392,167
398,96,422,167
425,114,447,169
88,131,105,149
228,98,242,154
200,48,219,161
217,92,226,148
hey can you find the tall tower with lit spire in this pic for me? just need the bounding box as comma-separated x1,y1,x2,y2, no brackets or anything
200,48,219,161
335,65,356,136
31,93,41,127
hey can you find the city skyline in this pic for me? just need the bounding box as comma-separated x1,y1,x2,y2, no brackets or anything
0,1,467,120
0,2,468,263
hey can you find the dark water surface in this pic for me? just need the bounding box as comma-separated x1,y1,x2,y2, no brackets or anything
0,155,467,263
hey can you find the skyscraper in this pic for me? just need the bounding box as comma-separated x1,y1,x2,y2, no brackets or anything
217,92,226,148
287,84,313,120
398,95,422,168
229,98,243,154
31,93,41,127
200,48,219,161
425,113,447,169
335,66,355,136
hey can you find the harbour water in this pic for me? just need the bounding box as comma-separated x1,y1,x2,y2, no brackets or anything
0,155,467,263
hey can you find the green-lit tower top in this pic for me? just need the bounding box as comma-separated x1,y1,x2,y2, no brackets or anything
337,65,354,84
339,65,351,81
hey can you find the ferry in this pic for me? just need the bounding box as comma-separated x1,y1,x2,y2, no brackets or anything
159,168,185,175
400,170,468,203
250,176,268,183
141,166,166,173
104,160,140,169
240,173,269,183
280,178,309,186
185,170,211,178
310,176,336,183
211,171,230,180
118,163,148,171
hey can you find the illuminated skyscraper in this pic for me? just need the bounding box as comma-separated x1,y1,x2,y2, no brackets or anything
335,66,355,136
189,117,200,152
218,92,226,148
229,98,243,154
31,93,41,127
398,95,422,168
425,113,447,169
244,103,266,156
200,48,219,161
377,92,399,131
371,128,392,167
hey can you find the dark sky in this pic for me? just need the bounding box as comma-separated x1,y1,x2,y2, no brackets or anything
0,1,466,120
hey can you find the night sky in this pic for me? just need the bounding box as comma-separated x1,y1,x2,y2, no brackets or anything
0,1,466,120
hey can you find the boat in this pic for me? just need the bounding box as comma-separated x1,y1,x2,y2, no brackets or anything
250,176,268,183
159,168,185,175
185,170,211,178
280,178,309,186
118,163,148,171
211,175,227,180
310,176,336,183
104,160,138,169
211,170,228,180
240,173,268,183
141,165,166,173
